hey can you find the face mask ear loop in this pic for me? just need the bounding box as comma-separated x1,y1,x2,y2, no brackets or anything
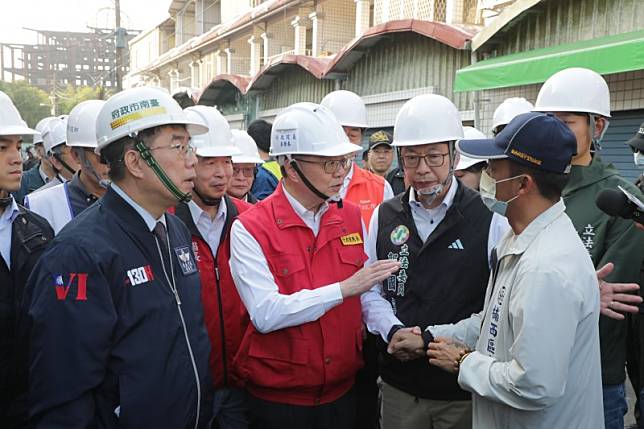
589,114,607,153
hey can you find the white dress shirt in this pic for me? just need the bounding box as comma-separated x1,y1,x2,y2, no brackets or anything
230,185,348,334
340,163,394,201
188,199,226,257
111,183,166,231
0,197,20,268
362,180,510,341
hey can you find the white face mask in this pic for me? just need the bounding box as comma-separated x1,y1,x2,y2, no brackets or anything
479,170,524,217
635,151,644,167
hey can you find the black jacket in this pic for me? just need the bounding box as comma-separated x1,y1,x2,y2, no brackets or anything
0,205,53,428
385,167,406,196
24,187,213,429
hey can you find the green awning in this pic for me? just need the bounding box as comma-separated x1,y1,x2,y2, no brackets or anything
455,29,644,92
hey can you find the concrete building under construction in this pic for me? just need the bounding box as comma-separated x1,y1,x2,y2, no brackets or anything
0,27,139,93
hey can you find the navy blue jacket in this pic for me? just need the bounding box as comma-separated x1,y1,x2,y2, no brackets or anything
250,164,278,200
25,187,214,429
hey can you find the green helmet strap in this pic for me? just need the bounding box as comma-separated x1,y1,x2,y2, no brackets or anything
133,138,192,203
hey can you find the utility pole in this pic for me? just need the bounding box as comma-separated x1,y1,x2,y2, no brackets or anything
114,0,124,91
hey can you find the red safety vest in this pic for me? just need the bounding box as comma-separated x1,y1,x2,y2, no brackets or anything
233,183,367,406
345,164,387,230
171,196,251,389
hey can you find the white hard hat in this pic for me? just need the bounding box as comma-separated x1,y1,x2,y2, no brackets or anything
231,130,263,164
492,98,534,132
95,86,208,154
456,126,487,171
33,116,56,144
534,67,611,117
320,90,368,128
183,105,240,158
393,94,464,147
270,102,360,157
67,100,106,149
43,116,68,154
0,90,37,137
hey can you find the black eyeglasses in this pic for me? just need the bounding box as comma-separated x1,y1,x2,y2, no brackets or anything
401,153,449,169
294,157,353,174
232,166,257,178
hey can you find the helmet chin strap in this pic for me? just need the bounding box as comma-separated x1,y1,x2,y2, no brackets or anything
78,149,111,189
288,157,344,209
53,152,78,176
132,134,192,203
193,186,221,206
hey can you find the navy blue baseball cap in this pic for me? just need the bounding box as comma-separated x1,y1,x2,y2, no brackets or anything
457,112,577,174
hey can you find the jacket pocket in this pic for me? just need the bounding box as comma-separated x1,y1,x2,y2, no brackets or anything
336,246,368,268
266,252,306,279
245,331,310,388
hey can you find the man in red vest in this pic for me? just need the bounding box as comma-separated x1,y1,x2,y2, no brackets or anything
173,106,252,428
321,90,394,229
230,102,400,429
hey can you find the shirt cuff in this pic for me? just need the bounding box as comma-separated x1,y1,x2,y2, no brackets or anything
422,329,435,349
457,351,494,395
321,282,344,312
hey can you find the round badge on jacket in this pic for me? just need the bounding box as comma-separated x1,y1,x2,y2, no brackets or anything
390,225,410,246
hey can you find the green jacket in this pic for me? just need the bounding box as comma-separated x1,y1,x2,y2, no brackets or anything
563,157,644,385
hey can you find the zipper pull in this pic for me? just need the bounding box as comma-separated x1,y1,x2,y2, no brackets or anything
173,287,182,305
215,266,220,282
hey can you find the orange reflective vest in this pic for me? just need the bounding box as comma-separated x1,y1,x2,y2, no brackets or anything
345,164,387,230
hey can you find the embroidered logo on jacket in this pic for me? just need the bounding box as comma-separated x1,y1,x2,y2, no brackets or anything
126,265,154,286
174,246,198,275
54,273,88,301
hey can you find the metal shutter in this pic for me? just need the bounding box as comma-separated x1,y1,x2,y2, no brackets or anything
600,109,644,183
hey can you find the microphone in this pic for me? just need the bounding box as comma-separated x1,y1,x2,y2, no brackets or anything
596,188,643,223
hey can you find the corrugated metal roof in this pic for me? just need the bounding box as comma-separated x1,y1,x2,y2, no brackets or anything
199,74,251,105
326,19,478,75
248,55,332,92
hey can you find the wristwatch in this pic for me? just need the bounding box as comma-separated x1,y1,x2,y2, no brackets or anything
421,329,435,349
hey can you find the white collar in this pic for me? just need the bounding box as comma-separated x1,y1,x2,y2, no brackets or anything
188,198,227,226
111,183,166,232
38,164,49,183
409,178,458,211
283,184,329,223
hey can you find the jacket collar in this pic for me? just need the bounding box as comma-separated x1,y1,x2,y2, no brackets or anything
175,195,239,247
109,183,165,232
11,204,52,273
101,186,161,236
246,192,259,204
497,199,566,258
394,178,481,250
563,156,619,196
